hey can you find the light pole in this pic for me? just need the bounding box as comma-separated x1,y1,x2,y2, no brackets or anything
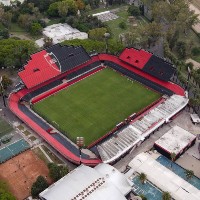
186,66,191,91
104,32,110,54
76,137,84,165
0,76,6,107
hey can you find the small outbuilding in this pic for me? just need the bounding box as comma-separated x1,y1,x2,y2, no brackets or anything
154,125,196,160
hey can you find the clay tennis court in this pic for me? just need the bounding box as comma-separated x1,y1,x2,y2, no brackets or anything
0,150,51,200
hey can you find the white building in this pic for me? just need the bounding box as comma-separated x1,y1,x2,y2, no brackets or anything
154,125,196,159
38,23,88,47
39,164,132,200
128,152,200,200
0,0,24,6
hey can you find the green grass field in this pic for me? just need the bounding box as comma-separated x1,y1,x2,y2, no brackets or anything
33,68,160,146
0,117,13,137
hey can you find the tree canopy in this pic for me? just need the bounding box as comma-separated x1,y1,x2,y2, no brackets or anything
62,38,124,54
48,163,68,182
31,176,49,198
0,39,38,68
0,181,16,200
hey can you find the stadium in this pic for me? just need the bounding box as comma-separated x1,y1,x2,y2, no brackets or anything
8,44,188,166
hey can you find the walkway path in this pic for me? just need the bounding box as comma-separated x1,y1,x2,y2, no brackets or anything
38,145,53,163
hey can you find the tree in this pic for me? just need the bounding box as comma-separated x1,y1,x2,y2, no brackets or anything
162,191,171,200
0,28,9,39
43,37,53,48
152,0,198,37
119,21,127,29
88,28,107,41
30,22,42,36
176,41,187,59
27,0,58,12
58,1,68,18
139,173,147,184
47,2,59,17
128,5,141,16
1,11,12,28
1,75,12,90
0,181,16,200
139,194,147,200
75,0,85,10
18,14,36,30
185,169,194,180
31,176,49,198
0,39,37,68
64,0,78,15
170,152,176,168
62,38,124,54
48,163,68,182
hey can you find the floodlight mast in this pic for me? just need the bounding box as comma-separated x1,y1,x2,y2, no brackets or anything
104,33,110,54
76,137,84,165
0,76,6,107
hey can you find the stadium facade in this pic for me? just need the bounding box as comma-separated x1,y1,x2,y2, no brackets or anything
8,44,188,165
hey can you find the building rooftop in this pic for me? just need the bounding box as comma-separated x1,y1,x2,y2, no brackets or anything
190,114,200,124
154,125,196,154
128,152,200,200
39,164,132,200
42,23,88,44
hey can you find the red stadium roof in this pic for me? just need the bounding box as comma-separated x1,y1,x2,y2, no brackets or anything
119,48,152,69
18,50,60,89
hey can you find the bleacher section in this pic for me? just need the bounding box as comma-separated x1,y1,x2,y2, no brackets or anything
46,44,91,73
119,48,175,81
97,126,142,163
97,95,188,163
143,55,175,81
19,44,91,89
22,79,63,102
66,61,101,80
105,61,173,96
0,139,30,163
93,11,119,22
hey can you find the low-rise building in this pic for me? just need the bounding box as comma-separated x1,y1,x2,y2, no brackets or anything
39,164,132,200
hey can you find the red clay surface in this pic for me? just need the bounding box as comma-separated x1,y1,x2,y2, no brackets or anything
0,150,51,200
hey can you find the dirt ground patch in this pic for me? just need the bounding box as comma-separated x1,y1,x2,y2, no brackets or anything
0,150,51,200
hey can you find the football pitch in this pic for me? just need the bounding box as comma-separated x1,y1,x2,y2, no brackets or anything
33,68,161,146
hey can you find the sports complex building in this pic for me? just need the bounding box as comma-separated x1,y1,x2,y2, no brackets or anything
8,44,188,166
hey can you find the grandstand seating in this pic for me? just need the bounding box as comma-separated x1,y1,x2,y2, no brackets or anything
19,45,91,89
97,95,188,163
66,61,101,80
46,44,91,73
119,48,175,81
97,126,142,162
94,12,119,22
22,79,62,102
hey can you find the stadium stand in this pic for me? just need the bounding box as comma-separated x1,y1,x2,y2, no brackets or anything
97,95,188,163
46,44,91,73
9,46,188,165
119,48,175,81
0,139,30,163
19,44,91,89
66,61,101,80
